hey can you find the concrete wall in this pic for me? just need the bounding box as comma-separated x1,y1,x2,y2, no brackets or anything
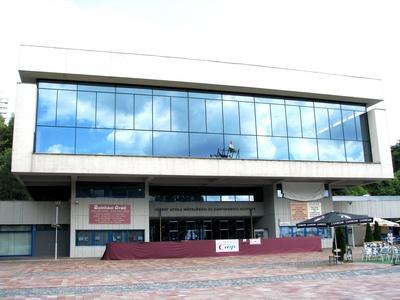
254,186,276,238
368,108,393,166
333,197,400,219
69,182,149,257
0,201,70,225
274,193,334,248
19,45,383,105
149,202,264,218
11,83,37,175
12,46,393,183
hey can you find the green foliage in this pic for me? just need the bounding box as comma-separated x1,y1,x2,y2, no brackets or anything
392,141,400,172
335,185,369,196
373,221,381,241
364,223,373,243
0,116,31,200
332,227,346,260
366,170,400,196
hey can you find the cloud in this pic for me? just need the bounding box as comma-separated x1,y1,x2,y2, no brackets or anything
47,143,73,154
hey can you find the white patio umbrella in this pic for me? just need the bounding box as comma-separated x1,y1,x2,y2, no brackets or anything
370,217,400,227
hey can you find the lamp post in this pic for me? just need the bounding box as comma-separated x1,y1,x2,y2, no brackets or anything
159,208,162,242
249,207,255,239
54,201,61,260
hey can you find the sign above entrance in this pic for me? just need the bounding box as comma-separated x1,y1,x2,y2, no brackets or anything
89,204,131,224
215,239,239,252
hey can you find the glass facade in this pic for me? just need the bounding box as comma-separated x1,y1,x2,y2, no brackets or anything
35,81,371,162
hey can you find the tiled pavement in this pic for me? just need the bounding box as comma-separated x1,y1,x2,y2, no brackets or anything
0,249,399,299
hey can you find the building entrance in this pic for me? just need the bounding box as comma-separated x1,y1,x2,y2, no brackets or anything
150,218,253,242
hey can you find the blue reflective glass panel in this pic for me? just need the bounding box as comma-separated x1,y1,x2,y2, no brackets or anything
257,136,288,160
345,141,365,162
318,139,345,161
329,109,343,139
153,132,189,157
56,90,76,126
77,91,96,127
39,82,77,90
189,98,206,132
342,110,356,140
36,126,75,153
116,94,134,129
285,99,313,107
190,133,223,157
116,87,152,95
225,135,257,159
223,95,253,102
314,102,340,109
37,89,57,126
271,105,287,136
188,92,221,100
115,130,152,156
76,128,114,155
288,138,318,161
78,84,115,93
96,93,115,128
255,103,272,136
315,108,330,139
206,100,223,133
301,107,316,138
171,97,188,131
223,101,239,134
355,111,369,141
286,106,302,137
153,96,170,131
239,102,256,135
153,89,187,97
341,104,366,112
135,95,152,130
255,97,284,105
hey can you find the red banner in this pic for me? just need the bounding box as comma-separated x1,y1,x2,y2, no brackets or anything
89,204,131,224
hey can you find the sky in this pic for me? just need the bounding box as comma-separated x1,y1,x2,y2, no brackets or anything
0,0,399,145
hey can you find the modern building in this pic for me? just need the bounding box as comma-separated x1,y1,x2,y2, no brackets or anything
3,44,394,257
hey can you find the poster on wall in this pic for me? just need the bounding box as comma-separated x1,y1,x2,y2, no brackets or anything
290,201,322,222
89,204,131,224
307,202,322,219
290,202,308,221
215,240,239,252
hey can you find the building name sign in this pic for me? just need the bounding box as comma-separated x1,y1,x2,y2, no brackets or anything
89,204,131,224
215,239,239,252
155,207,254,212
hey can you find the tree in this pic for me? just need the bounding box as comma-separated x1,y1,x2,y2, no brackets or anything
366,170,400,196
332,227,346,261
0,116,31,200
391,141,400,173
364,223,373,243
334,185,369,196
373,221,381,241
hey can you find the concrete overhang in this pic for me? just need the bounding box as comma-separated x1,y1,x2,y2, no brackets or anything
13,154,393,188
18,45,384,106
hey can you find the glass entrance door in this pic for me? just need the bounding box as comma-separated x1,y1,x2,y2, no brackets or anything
185,221,199,240
219,220,229,239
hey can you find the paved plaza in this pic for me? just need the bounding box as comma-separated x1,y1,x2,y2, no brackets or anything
0,249,399,299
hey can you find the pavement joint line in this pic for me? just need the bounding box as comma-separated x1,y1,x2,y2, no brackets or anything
0,266,399,298
0,259,336,278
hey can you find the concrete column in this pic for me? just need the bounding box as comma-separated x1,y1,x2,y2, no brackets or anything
368,108,393,172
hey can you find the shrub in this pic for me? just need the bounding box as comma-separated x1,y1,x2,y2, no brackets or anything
364,223,373,242
332,227,346,260
373,221,381,241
